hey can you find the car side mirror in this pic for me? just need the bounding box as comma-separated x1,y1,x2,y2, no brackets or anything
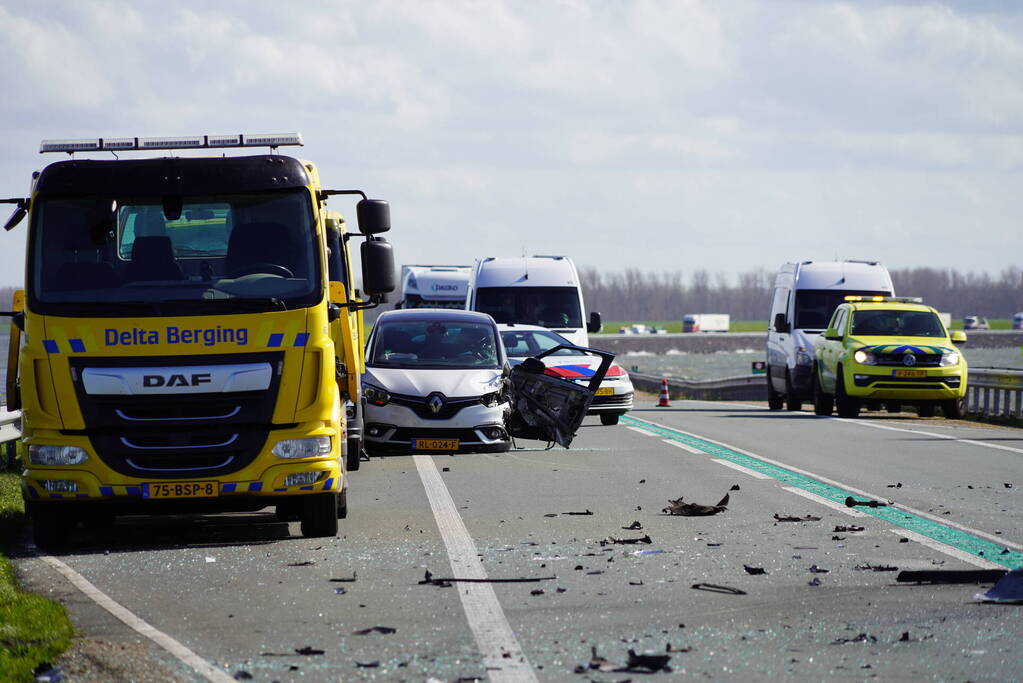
773,313,789,333
587,311,602,334
951,330,967,344
824,328,842,341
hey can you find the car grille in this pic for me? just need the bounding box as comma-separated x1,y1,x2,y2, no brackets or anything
854,376,960,388
69,352,283,479
388,393,482,420
873,353,942,367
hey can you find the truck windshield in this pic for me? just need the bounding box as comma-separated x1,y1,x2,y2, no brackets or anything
851,310,946,337
29,190,320,316
369,321,499,369
476,287,582,328
794,290,890,330
401,294,467,310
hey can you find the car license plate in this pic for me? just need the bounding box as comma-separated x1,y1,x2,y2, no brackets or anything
413,439,459,451
894,370,927,378
595,387,614,396
144,481,219,499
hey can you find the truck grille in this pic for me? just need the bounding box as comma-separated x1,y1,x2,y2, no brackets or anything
69,352,283,479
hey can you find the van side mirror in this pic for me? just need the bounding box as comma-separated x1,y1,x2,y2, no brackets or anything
587,311,602,334
360,238,395,296
773,313,789,333
951,330,967,344
356,199,390,235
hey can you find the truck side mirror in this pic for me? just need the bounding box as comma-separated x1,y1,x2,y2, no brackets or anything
356,199,390,235
951,330,967,344
360,238,395,296
587,311,602,334
773,313,789,333
3,205,27,232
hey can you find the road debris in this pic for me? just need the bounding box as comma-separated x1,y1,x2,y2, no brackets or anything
622,521,643,530
329,572,357,582
729,484,741,491
287,561,315,567
808,577,822,586
354,660,380,668
854,563,898,572
832,633,877,645
419,569,556,586
233,671,253,680
633,549,666,555
605,534,653,545
691,583,747,595
834,524,865,532
774,513,821,522
543,513,558,517
663,493,729,516
574,646,673,674
352,626,397,635
32,663,64,683
334,587,347,595
530,588,545,596
887,482,903,488
897,569,1006,584
845,496,888,508
564,509,594,515
808,565,829,573
975,569,1023,604
743,565,767,575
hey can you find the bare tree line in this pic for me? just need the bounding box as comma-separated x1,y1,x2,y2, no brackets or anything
580,266,1023,321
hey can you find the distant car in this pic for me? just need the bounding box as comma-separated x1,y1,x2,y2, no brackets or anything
963,315,990,330
498,324,633,425
361,310,510,454
1014,313,1023,330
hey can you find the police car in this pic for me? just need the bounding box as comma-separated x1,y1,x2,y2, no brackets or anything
812,297,968,419
498,324,633,425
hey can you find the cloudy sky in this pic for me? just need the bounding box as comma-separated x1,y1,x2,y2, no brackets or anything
1,1,1020,286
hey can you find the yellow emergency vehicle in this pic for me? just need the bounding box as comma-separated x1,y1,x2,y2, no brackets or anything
1,133,395,545
812,296,967,419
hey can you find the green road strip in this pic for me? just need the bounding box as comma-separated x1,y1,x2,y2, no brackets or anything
621,414,1023,570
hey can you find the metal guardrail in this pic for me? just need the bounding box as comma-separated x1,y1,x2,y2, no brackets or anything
630,368,1023,419
0,409,21,470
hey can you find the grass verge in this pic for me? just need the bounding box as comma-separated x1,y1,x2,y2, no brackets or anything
0,471,74,682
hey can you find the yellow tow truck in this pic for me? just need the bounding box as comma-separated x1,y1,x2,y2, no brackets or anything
1,133,395,545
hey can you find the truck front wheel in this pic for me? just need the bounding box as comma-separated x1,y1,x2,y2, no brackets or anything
346,438,362,471
31,505,73,548
300,493,339,538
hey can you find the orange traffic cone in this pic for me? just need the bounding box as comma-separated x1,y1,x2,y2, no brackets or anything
656,378,671,407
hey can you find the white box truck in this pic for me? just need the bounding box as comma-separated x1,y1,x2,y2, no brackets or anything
396,265,471,310
682,314,730,333
766,260,894,411
466,255,601,346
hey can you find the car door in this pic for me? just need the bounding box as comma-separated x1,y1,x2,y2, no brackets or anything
817,307,847,393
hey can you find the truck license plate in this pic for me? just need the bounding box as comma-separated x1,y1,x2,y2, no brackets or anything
595,387,614,396
413,439,459,451
894,370,926,378
144,481,219,499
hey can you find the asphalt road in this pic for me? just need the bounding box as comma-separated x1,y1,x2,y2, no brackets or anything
13,401,1023,682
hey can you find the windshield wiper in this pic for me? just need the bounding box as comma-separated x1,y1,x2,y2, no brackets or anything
164,297,288,311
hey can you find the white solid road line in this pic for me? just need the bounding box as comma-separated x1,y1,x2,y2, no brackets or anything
712,458,773,479
782,486,868,517
414,455,538,683
662,439,704,454
834,417,1023,455
40,555,235,683
889,529,1005,569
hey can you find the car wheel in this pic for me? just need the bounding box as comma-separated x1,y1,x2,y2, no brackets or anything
812,365,833,416
834,365,860,418
941,399,964,419
600,413,620,426
300,493,340,538
916,404,936,418
784,370,802,412
346,437,361,471
767,366,784,410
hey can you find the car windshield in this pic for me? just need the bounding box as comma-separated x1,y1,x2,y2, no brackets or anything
29,190,320,316
851,310,946,337
500,329,578,357
369,320,500,369
475,287,582,328
794,289,890,330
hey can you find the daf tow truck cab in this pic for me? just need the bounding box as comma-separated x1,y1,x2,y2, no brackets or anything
1,133,395,545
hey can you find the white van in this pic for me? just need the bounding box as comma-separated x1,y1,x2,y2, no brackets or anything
396,265,471,310
766,260,894,411
466,255,601,346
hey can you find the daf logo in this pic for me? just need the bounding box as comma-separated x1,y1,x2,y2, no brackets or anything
142,373,212,387
902,355,917,367
428,394,445,414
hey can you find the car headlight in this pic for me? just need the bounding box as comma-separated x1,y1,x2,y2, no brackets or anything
853,349,877,365
363,383,390,406
28,445,88,466
940,351,960,367
272,437,332,459
795,348,813,366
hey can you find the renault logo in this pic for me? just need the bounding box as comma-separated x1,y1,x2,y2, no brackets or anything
902,354,917,366
428,394,445,414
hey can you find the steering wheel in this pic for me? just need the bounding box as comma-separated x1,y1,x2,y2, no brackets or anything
229,263,294,279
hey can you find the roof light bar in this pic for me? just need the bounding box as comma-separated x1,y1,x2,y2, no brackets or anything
39,133,304,154
844,295,924,304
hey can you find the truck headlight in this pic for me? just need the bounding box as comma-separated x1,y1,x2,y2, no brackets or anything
29,445,88,466
853,349,877,365
272,437,331,459
363,383,390,406
940,351,960,367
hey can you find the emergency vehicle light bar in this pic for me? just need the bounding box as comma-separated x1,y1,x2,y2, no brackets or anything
39,133,304,154
844,295,923,304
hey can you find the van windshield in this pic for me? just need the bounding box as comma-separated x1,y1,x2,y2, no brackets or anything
476,287,582,328
794,290,890,330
